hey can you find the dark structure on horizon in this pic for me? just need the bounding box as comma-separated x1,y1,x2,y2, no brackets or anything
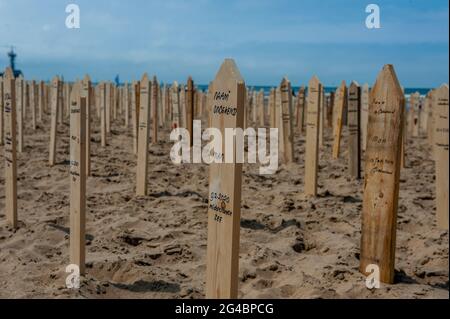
0,47,23,78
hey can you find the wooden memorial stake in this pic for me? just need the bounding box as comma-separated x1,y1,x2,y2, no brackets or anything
0,77,3,146
304,76,321,196
106,83,112,133
186,77,194,146
327,91,334,128
258,89,265,127
275,87,284,162
49,76,61,166
38,81,45,123
82,75,91,176
16,77,24,153
30,80,37,130
3,68,18,228
206,59,244,299
433,84,449,230
269,88,275,128
412,93,421,137
348,81,361,179
319,85,325,148
360,65,404,284
280,78,294,163
136,74,151,196
296,86,306,132
152,76,159,144
171,82,180,129
69,82,86,275
132,81,140,154
332,81,346,159
124,82,130,128
99,83,107,147
361,84,369,151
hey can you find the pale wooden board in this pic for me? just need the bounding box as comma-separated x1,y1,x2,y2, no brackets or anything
348,81,361,179
0,77,4,146
171,82,180,129
332,81,346,159
319,85,325,148
433,84,449,230
16,77,24,153
206,59,245,299
82,75,91,176
275,86,284,162
361,84,370,151
360,65,404,284
296,86,306,132
49,77,60,166
186,77,194,146
152,76,159,145
69,82,86,275
100,83,107,147
3,68,18,228
136,74,151,196
304,76,321,196
280,78,294,163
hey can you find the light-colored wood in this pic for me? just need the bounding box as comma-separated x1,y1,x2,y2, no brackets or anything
3,68,18,228
82,75,91,176
408,92,420,137
426,91,435,145
106,83,111,133
186,77,194,146
57,80,64,124
16,77,24,153
49,76,61,166
433,84,449,230
136,74,151,196
326,92,334,128
206,59,245,299
69,82,86,275
361,84,369,151
132,81,140,154
401,87,407,168
296,86,306,132
304,76,321,196
180,84,187,128
30,80,37,130
280,78,294,163
258,89,265,127
0,77,4,146
171,82,180,129
269,88,275,128
275,86,284,162
332,81,346,159
319,85,325,148
152,76,159,144
252,90,257,123
38,81,45,123
124,82,130,128
348,81,361,179
99,83,107,147
360,65,404,284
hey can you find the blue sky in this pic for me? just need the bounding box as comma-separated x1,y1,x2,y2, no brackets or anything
0,0,448,87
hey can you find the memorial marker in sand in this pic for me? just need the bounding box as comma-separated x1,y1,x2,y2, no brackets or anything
332,81,347,159
186,77,194,146
206,59,245,299
136,74,151,196
152,76,159,144
16,76,24,153
280,77,294,164
432,84,449,230
361,83,369,151
49,76,61,166
3,68,18,228
0,77,4,146
81,75,91,176
304,76,321,196
348,81,361,179
360,65,404,284
100,83,107,147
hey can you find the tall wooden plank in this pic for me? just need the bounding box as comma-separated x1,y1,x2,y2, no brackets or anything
171,82,180,129
49,76,61,166
361,83,370,151
132,81,140,154
38,81,45,123
319,85,325,148
280,78,294,163
360,65,404,284
136,74,151,196
3,68,18,228
296,86,306,132
99,83,107,147
0,77,4,146
275,86,284,162
82,75,91,176
152,76,159,144
433,84,449,230
30,80,37,130
186,77,194,146
106,83,112,133
269,88,275,128
348,81,361,179
332,81,346,159
124,82,130,128
304,76,321,196
16,77,24,153
69,82,86,275
206,59,245,299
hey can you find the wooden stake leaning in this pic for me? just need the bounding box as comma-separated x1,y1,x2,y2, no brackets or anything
69,82,87,275
280,77,294,163
49,76,61,166
348,81,361,179
3,68,18,228
136,74,151,196
206,59,245,299
360,65,404,284
433,84,449,230
304,76,321,196
332,81,346,159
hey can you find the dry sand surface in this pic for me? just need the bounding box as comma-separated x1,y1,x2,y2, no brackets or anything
0,113,448,299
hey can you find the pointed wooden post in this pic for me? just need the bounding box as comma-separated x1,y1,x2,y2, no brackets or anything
69,82,86,275
348,81,362,179
3,68,18,228
206,59,245,299
106,83,112,134
0,77,4,146
269,88,275,128
99,83,107,147
361,84,369,151
280,78,294,163
186,77,194,146
258,89,265,127
319,85,325,148
124,82,130,128
304,76,321,196
425,91,434,143
16,77,24,153
171,82,180,129
433,84,449,230
38,81,45,123
296,86,306,132
275,86,284,162
132,81,140,154
30,80,37,130
82,75,91,176
136,74,151,196
360,65,405,284
326,91,334,128
49,76,61,166
332,81,347,159
180,84,187,128
152,76,159,144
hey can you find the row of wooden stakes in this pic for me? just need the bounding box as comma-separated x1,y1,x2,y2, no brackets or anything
0,60,448,298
